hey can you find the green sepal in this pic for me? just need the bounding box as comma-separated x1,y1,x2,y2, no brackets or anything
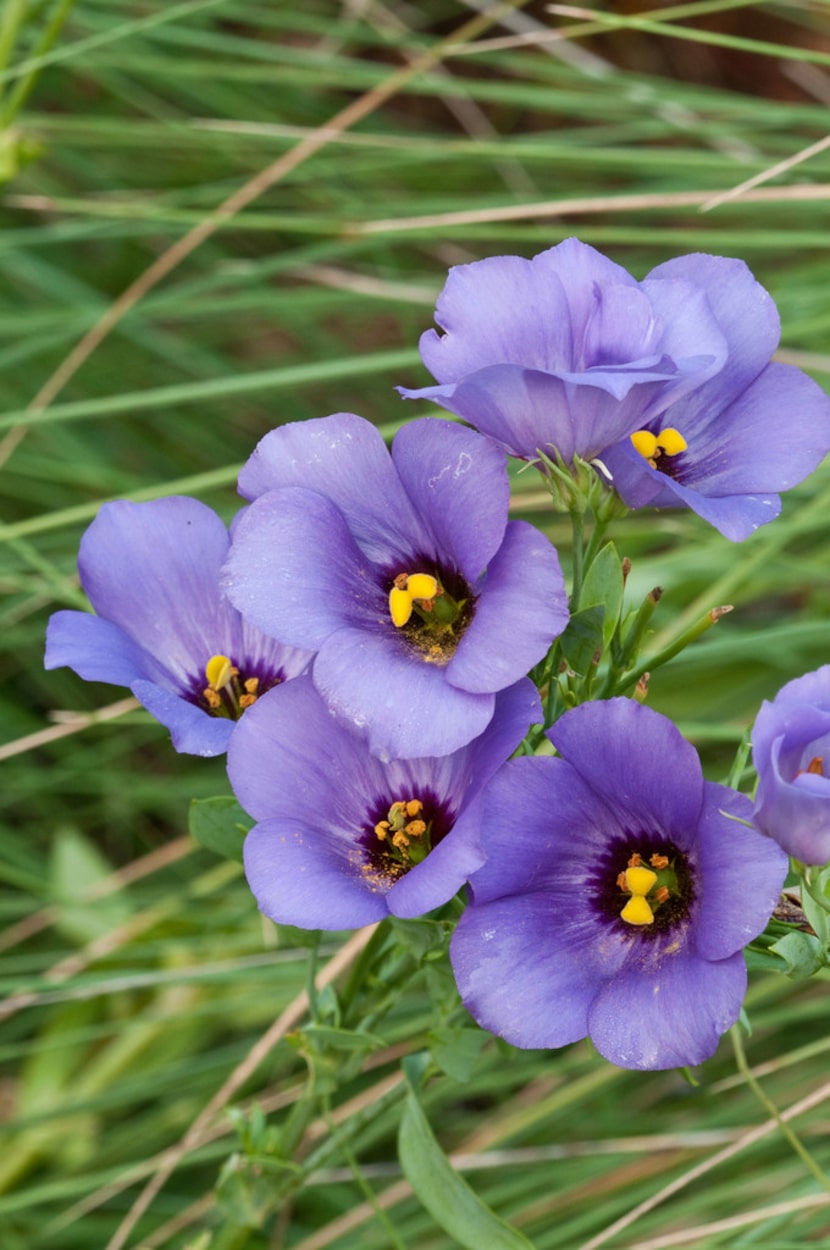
769,930,824,979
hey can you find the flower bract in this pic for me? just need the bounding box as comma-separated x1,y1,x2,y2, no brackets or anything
450,699,788,1070
228,674,542,929
44,497,312,756
752,665,830,864
221,412,568,761
399,237,729,466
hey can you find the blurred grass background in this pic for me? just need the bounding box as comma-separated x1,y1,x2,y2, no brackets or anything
3,1,830,1247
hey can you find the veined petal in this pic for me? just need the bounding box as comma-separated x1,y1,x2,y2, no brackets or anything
222,487,385,649
588,948,746,1070
76,497,234,689
237,412,424,565
45,609,162,687
132,679,235,757
694,785,787,960
548,700,703,849
448,521,568,694
244,817,390,930
417,253,574,382
391,418,509,580
312,625,495,760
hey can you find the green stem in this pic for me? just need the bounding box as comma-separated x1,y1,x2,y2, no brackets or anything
569,509,585,612
0,0,78,127
322,1095,408,1250
731,1024,830,1193
616,602,733,695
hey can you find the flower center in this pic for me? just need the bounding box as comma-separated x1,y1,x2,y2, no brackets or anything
201,653,264,720
631,426,687,471
796,755,825,778
373,796,432,867
387,564,473,666
617,851,680,927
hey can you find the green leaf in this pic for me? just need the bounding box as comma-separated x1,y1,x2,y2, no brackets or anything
560,604,605,676
428,1027,487,1082
399,1086,535,1250
580,541,624,650
769,930,823,979
301,1025,386,1053
188,796,253,863
389,915,448,959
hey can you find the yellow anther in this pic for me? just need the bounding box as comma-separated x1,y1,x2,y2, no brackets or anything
203,687,222,709
205,654,235,690
656,427,687,456
244,677,260,695
625,866,658,896
374,821,390,841
389,586,413,628
621,895,655,926
404,820,427,838
405,799,423,818
239,693,257,710
392,830,410,850
631,430,658,461
406,573,438,600
389,802,407,820
806,756,824,776
650,853,669,870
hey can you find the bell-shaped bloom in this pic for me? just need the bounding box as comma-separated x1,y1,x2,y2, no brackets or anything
752,666,830,864
600,254,830,540
221,412,568,761
45,497,312,756
399,237,731,466
451,699,787,1071
228,674,542,929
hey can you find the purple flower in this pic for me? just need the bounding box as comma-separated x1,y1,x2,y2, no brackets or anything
601,254,830,540
45,497,312,756
221,412,568,761
451,699,787,1070
752,666,830,865
228,674,542,929
399,237,730,466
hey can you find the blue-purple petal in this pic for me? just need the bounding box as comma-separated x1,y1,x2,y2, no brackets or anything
447,521,568,694
45,609,162,687
588,948,746,1070
548,699,703,849
312,625,495,760
391,418,509,581
222,487,385,649
694,784,788,959
237,412,425,566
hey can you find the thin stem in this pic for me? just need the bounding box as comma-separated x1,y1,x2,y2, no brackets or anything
731,1025,830,1194
321,1095,408,1250
569,509,585,611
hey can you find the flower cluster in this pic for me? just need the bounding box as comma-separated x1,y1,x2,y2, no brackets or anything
46,238,830,1071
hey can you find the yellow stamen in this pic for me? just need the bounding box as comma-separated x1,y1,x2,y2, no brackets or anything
657,427,687,456
203,687,221,709
404,820,426,838
807,756,824,776
239,693,257,709
244,677,259,695
405,799,423,817
374,821,390,841
392,830,410,850
406,573,438,600
650,853,669,870
631,427,687,469
389,586,413,628
630,430,658,461
621,895,655,926
625,865,657,896
205,654,235,690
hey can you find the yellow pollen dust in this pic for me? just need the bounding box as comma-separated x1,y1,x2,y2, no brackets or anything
388,572,439,628
620,864,658,927
631,426,687,469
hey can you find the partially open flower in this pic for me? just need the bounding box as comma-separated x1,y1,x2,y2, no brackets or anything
451,699,787,1070
222,412,568,761
399,237,729,467
45,497,312,756
752,665,830,865
228,674,542,929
